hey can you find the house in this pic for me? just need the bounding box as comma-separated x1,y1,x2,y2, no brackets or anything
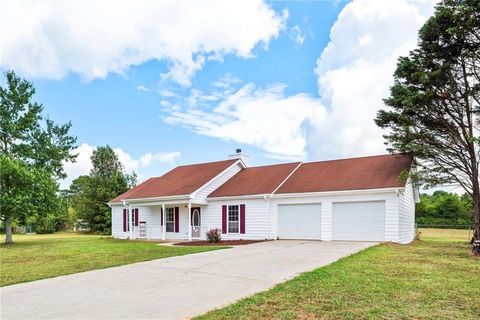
109,151,418,244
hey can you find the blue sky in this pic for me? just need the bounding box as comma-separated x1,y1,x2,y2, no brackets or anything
1,0,438,188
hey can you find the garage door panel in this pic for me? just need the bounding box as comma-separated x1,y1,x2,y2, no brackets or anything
278,204,321,240
333,201,385,241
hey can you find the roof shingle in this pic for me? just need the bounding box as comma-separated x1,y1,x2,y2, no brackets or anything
275,154,412,194
110,159,238,202
209,162,301,197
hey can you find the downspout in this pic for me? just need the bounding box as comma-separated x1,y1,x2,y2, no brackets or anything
128,203,133,240
264,195,271,239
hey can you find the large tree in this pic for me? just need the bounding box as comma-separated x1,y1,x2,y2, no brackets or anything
375,0,480,255
0,71,77,243
69,146,136,233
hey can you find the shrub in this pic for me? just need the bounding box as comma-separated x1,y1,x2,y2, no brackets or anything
206,228,221,243
35,214,58,234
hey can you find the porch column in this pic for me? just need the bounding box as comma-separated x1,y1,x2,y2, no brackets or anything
128,204,133,239
188,202,192,241
162,204,166,240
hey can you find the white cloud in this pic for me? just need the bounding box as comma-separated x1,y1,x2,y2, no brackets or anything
159,90,177,97
139,152,181,167
162,0,437,161
0,0,287,85
137,85,149,92
308,0,437,160
61,143,95,189
60,143,180,189
289,25,305,46
165,83,324,160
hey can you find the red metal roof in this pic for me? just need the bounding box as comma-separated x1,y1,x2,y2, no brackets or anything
275,154,412,194
209,162,301,197
110,159,239,202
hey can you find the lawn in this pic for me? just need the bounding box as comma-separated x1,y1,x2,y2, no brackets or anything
197,228,480,320
0,233,223,286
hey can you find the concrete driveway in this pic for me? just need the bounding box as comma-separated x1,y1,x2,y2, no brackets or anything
1,240,375,320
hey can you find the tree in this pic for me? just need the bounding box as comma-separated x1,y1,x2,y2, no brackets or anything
0,71,77,243
375,0,480,255
69,146,136,233
416,191,473,225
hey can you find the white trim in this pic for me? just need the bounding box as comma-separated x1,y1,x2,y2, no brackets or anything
272,187,403,199
109,194,191,205
128,204,133,239
188,202,192,241
162,203,166,240
208,194,269,201
227,204,240,234
190,159,243,198
271,162,303,195
165,207,175,233
265,161,302,239
207,187,402,201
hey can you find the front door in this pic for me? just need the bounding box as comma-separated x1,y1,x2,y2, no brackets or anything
191,207,201,238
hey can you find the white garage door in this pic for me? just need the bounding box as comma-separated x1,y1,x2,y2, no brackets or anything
332,201,385,241
278,204,322,240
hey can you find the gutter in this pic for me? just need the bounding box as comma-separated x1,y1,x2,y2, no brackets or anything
272,187,404,198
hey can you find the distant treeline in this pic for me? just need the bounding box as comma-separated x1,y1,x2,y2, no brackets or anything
416,191,473,227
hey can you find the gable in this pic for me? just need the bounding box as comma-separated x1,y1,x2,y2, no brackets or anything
110,159,239,202
209,162,300,197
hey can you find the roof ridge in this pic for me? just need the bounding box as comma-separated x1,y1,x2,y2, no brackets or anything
240,161,300,169
175,158,238,168
302,153,406,165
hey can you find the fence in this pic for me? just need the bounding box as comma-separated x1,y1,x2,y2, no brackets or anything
416,224,474,229
416,223,475,241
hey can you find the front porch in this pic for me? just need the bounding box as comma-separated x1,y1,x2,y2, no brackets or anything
121,200,207,241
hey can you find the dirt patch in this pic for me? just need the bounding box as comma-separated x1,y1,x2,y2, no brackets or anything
174,240,266,246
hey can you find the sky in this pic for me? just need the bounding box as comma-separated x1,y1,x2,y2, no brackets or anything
0,0,440,189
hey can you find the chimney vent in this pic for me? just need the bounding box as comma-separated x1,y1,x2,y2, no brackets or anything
228,149,249,166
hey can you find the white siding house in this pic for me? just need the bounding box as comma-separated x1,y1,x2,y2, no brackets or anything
110,153,418,244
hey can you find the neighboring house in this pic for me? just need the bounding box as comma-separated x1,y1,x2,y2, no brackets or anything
109,151,419,244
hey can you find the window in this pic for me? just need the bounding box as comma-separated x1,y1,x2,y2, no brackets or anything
192,209,200,226
228,205,239,233
166,208,175,232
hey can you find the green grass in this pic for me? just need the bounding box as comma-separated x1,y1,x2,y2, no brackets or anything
0,233,224,287
196,228,480,320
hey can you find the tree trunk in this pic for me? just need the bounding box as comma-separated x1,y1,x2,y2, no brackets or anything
471,173,480,256
472,189,480,256
5,215,13,244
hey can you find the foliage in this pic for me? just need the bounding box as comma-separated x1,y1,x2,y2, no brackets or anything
416,191,473,226
69,146,136,233
374,0,480,254
0,71,77,242
206,228,222,243
0,155,68,235
0,233,224,286
0,71,76,179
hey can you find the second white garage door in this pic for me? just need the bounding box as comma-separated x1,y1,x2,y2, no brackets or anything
332,201,385,241
278,204,322,240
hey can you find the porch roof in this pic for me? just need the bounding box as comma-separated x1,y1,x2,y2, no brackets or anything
110,159,238,203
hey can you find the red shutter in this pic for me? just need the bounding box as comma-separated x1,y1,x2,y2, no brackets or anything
222,205,227,234
174,207,179,233
134,208,139,227
161,207,164,226
240,204,246,234
123,209,127,232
